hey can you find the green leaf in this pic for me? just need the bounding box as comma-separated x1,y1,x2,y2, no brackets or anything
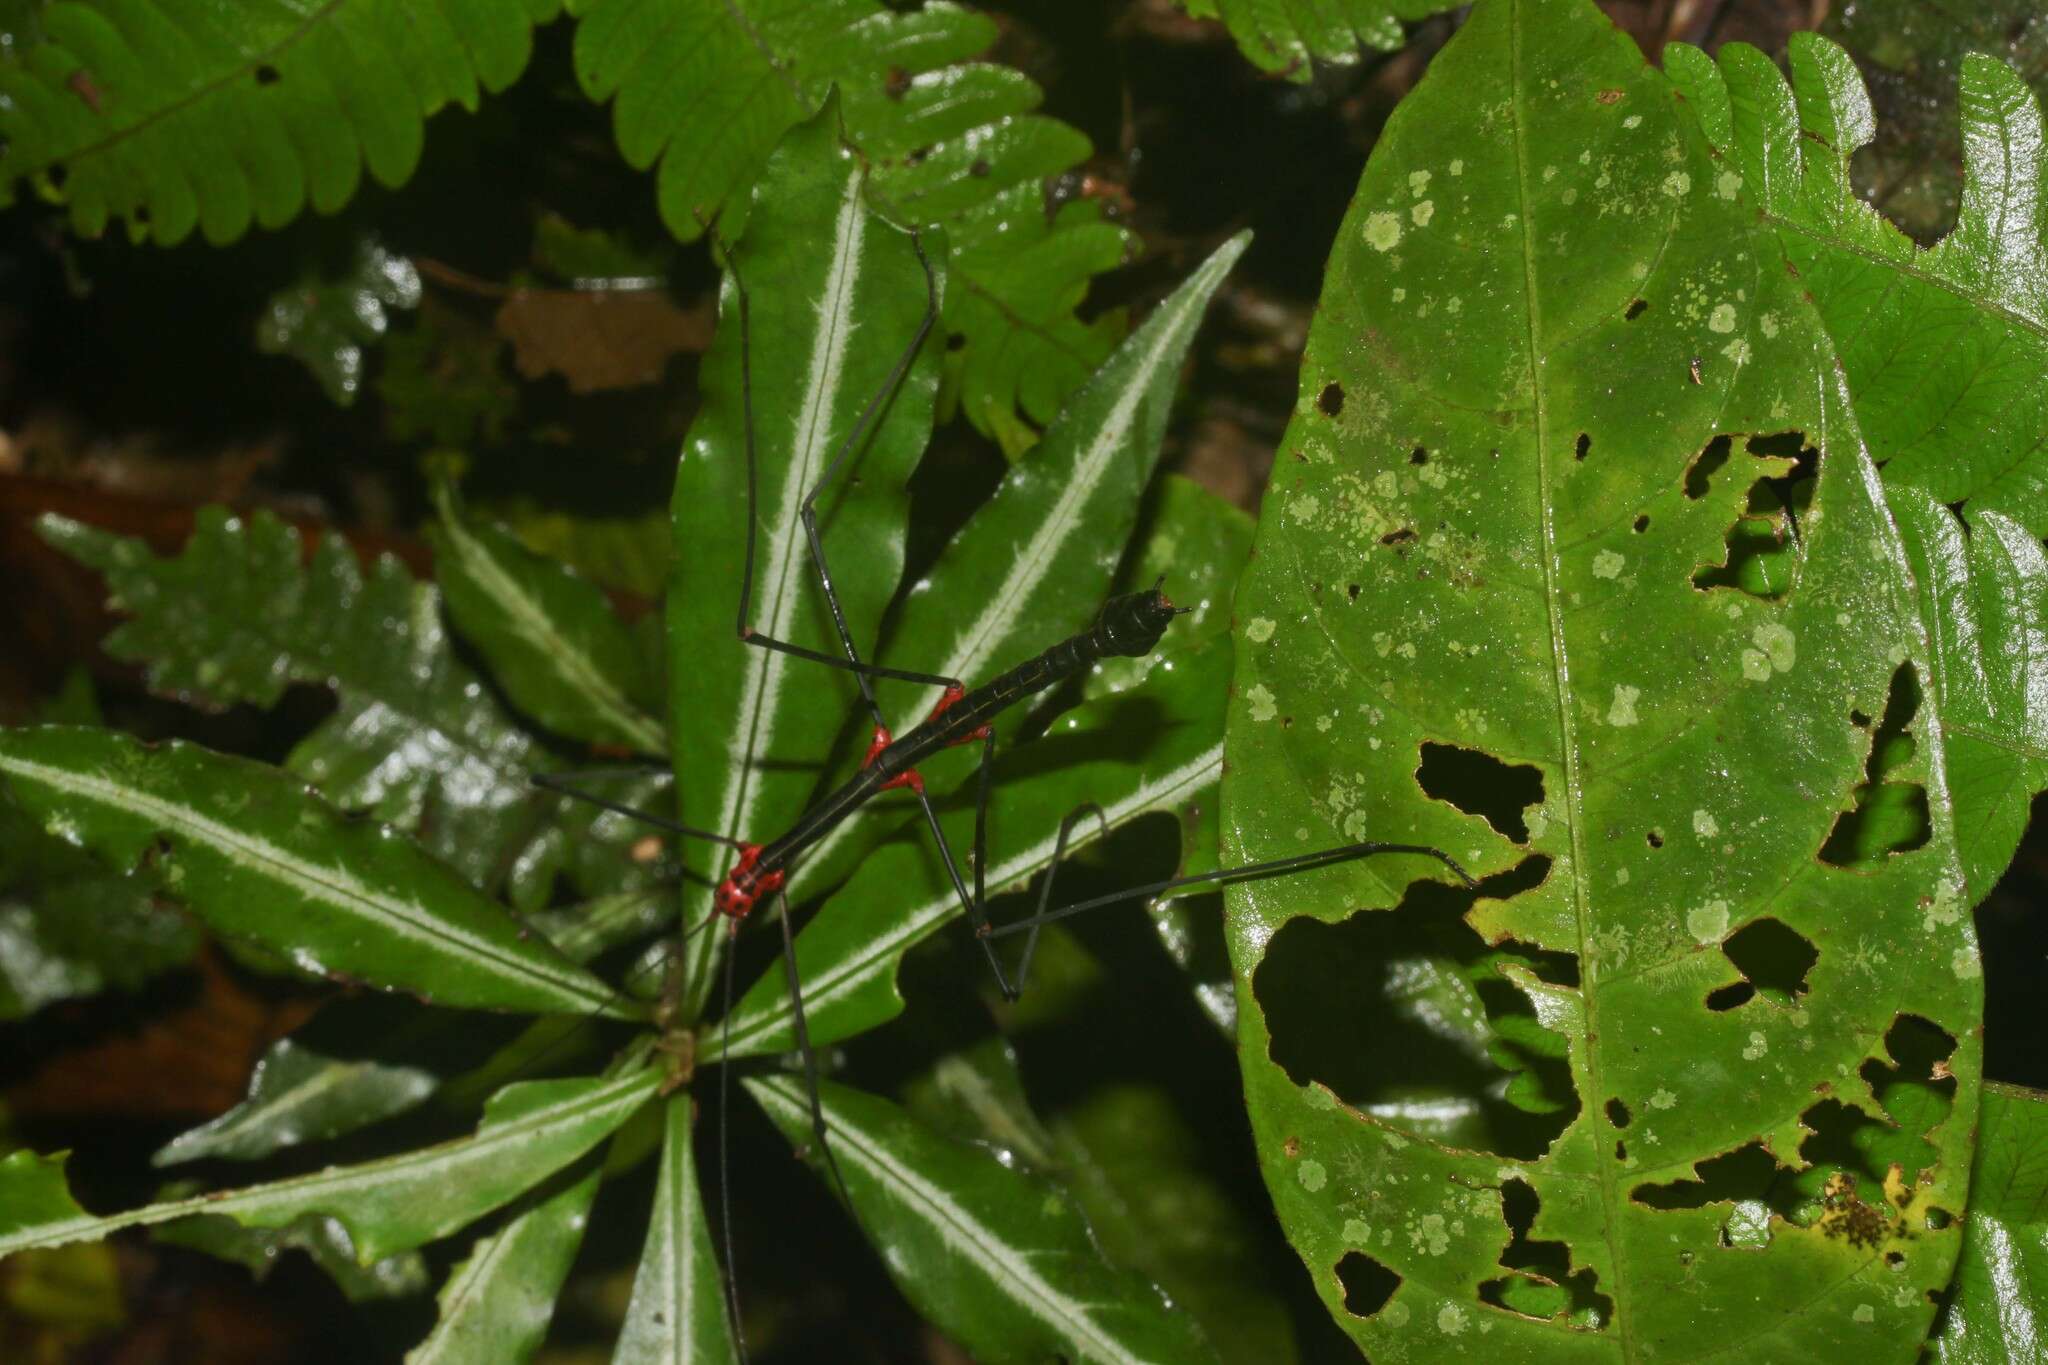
1223,0,1978,1355
566,0,1129,449
1930,1081,2048,1364
1179,0,1450,81
255,237,422,404
0,1068,659,1265
748,1074,1218,1365
1887,493,2048,907
39,508,646,905
1663,36,2048,534
788,233,1250,900
0,726,634,1020
663,102,943,1017
404,1156,604,1364
0,0,561,244
431,487,665,754
153,1211,431,1303
613,1095,737,1364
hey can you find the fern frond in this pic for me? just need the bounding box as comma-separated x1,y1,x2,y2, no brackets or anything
567,0,1131,451
0,0,562,245
1177,0,1447,80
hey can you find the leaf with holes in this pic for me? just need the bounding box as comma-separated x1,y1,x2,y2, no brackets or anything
1663,36,2048,536
0,0,559,244
1223,0,1979,1357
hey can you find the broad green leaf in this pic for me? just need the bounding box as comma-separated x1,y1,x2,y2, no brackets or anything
1888,492,2048,906
613,1095,737,1364
431,487,665,754
0,727,634,1020
713,632,1228,1060
1663,36,2048,534
664,104,943,1019
39,508,648,906
405,1156,604,1364
1930,1081,2048,1364
0,0,560,244
1223,0,1978,1357
567,0,1128,449
0,1068,660,1265
256,237,421,404
155,885,671,1166
748,1074,1218,1365
789,234,1250,898
1178,0,1450,80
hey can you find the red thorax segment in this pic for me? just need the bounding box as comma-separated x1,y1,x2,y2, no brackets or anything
713,842,784,921
861,722,927,796
926,683,990,746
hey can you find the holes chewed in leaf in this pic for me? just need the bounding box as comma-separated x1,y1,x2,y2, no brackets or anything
1416,743,1544,843
1631,1142,1801,1249
1319,382,1344,416
1683,435,1733,499
1605,1098,1631,1128
1410,446,1429,466
1478,1179,1613,1328
255,64,282,86
1574,433,1591,461
1821,663,1932,867
1804,1015,1957,1193
1707,918,1818,1011
1337,1252,1400,1317
1256,873,1578,1159
1691,432,1817,598
1632,514,1650,533
1381,527,1418,548
1347,583,1362,602
1625,298,1648,320
1645,828,1664,849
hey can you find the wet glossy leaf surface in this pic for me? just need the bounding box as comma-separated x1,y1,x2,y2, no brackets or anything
0,727,631,1020
1223,0,1978,1357
1930,1081,2048,1364
748,1074,1219,1365
255,238,421,404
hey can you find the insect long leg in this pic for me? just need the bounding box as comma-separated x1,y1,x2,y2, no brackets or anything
982,842,1478,942
531,769,741,847
905,723,1020,997
1006,802,1111,998
729,233,960,710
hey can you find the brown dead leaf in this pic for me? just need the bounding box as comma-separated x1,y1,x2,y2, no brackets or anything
496,287,713,394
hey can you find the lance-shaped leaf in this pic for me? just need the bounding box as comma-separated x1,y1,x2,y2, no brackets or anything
747,1075,1218,1365
664,103,943,1017
0,1068,660,1266
404,1156,604,1365
431,487,665,754
1930,1081,2048,1364
1888,492,2048,907
0,727,635,1020
1223,0,1978,1355
713,633,1230,1060
791,234,1250,896
613,1095,737,1364
39,509,644,905
1663,36,2048,535
156,885,670,1167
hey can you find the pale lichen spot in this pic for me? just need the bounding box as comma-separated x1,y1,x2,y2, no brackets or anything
1836,611,1852,627
1687,899,1730,944
1753,623,1796,672
1742,1031,1768,1061
1247,684,1278,723
1392,286,1408,303
1290,492,1321,524
1364,211,1403,252
1623,114,1643,129
1383,1131,1409,1151
1438,1304,1468,1336
1631,260,1650,280
1409,170,1432,196
1372,632,1394,658
1716,170,1743,200
1450,159,1465,175
1592,549,1625,580
1396,641,1417,660
1297,1158,1327,1192
1343,1218,1372,1245
1708,302,1738,333
1561,187,1579,206
1761,313,1781,339
1693,809,1720,839
1245,616,1277,644
1615,867,1631,886
1853,1303,1876,1325
1922,882,1962,934
1661,170,1691,197
1952,948,1982,980
1607,684,1641,727
1384,1301,1412,1328
1542,164,1560,182
1444,295,1461,314
1741,649,1773,681
1501,213,1519,230
1343,810,1371,840
1722,337,1753,364
1415,1213,1450,1255
1650,1088,1677,1110
1316,715,1333,733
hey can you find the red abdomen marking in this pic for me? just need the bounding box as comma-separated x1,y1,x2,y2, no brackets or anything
714,843,784,920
